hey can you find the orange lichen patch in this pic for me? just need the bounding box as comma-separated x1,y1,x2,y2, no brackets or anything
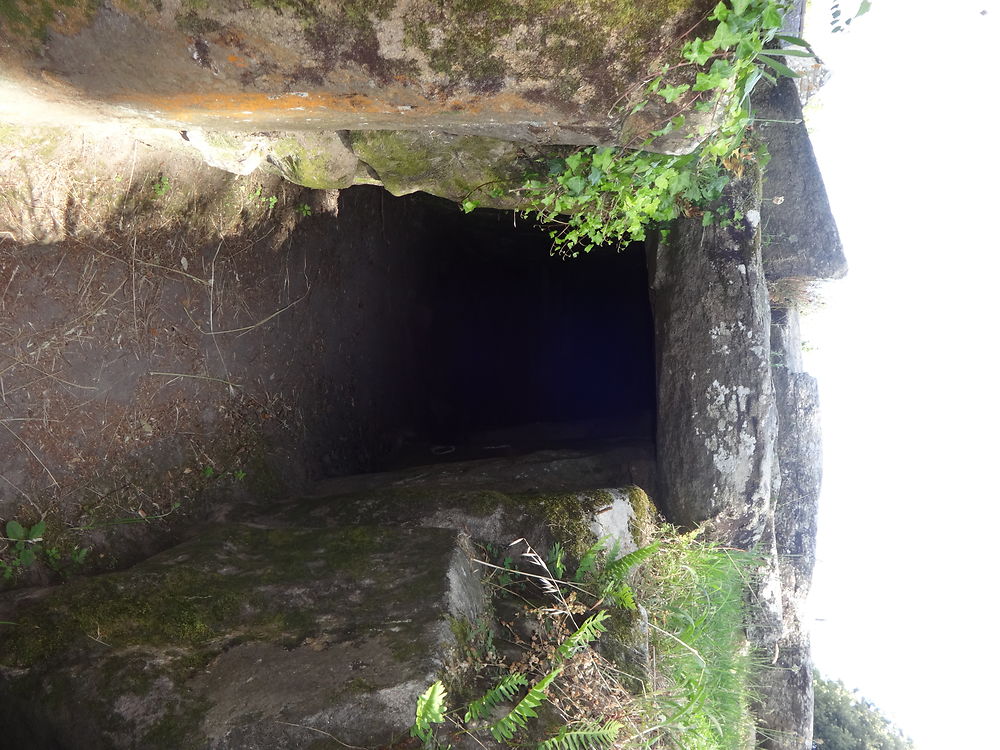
110,90,549,123
226,55,248,68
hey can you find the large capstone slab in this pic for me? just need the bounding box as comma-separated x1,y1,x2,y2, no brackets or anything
0,0,720,154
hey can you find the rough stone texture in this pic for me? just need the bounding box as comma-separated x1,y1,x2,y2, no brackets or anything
754,644,814,750
745,514,784,650
753,305,822,750
755,78,847,281
349,128,533,204
0,0,719,153
770,308,821,623
647,166,777,550
233,449,657,559
0,523,484,749
0,448,656,748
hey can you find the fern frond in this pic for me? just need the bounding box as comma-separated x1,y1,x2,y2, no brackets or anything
556,610,610,661
537,720,624,750
548,541,566,579
604,582,637,611
603,541,660,583
411,680,447,744
573,537,607,582
464,672,529,722
489,668,561,742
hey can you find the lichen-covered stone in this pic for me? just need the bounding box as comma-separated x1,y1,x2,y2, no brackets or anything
647,165,777,550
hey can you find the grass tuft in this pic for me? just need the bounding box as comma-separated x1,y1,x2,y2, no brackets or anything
417,521,759,749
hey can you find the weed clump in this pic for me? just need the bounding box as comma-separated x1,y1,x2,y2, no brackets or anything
411,523,759,749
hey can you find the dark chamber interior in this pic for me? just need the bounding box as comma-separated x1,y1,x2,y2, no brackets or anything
307,188,656,472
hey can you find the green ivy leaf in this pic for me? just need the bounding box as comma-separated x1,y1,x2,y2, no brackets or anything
657,83,691,104
712,19,742,50
762,4,784,29
683,38,715,66
28,521,45,540
709,1,729,21
5,521,25,541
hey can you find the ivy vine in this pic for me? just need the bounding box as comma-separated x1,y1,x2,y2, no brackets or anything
464,1,817,257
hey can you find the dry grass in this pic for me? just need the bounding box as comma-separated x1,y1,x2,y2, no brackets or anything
767,275,825,311
438,528,759,749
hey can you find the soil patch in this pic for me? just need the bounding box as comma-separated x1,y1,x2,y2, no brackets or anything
1,174,655,586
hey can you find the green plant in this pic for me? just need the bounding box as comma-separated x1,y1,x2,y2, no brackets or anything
295,202,312,217
151,175,171,197
633,529,759,749
813,671,914,750
464,672,529,722
410,523,757,749
537,720,623,750
1,519,45,579
509,1,815,256
489,668,562,742
412,680,448,746
249,185,278,210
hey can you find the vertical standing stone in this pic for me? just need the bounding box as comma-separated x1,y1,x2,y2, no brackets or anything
753,305,823,750
647,166,777,550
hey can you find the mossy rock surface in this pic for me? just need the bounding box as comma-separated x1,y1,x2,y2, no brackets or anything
349,129,537,206
0,447,660,747
0,523,483,749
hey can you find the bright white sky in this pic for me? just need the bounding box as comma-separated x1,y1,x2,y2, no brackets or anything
798,2,999,748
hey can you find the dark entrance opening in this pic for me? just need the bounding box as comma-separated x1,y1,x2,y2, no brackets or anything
324,189,656,469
